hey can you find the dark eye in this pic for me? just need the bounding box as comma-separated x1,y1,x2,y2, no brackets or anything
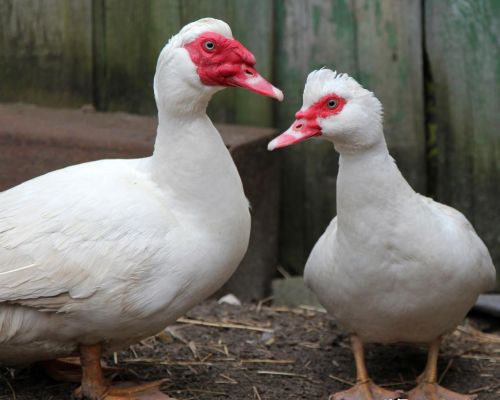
203,41,215,51
327,99,338,109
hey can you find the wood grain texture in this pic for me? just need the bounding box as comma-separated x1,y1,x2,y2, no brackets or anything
95,0,181,114
355,0,425,192
0,0,93,106
426,0,500,284
275,0,358,273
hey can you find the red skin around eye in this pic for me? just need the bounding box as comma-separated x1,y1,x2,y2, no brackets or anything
184,32,256,86
267,93,347,150
296,93,347,124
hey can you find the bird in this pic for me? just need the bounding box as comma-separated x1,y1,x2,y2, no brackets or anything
0,18,283,400
268,69,495,400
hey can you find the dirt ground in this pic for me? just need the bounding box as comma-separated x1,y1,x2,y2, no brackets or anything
0,301,499,400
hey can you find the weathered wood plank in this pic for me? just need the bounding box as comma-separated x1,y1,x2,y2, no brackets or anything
354,0,425,192
426,0,500,285
275,0,358,274
231,0,275,127
0,0,93,106
95,0,181,114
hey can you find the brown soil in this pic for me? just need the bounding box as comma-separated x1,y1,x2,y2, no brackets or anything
1,301,499,399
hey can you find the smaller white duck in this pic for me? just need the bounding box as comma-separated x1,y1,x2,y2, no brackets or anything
268,69,496,400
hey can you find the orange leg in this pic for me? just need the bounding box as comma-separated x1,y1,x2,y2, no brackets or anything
329,335,403,400
407,338,477,400
74,343,173,400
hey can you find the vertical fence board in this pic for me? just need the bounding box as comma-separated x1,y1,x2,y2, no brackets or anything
96,0,181,114
426,0,500,284
0,0,92,106
231,0,275,127
355,0,426,192
275,0,358,273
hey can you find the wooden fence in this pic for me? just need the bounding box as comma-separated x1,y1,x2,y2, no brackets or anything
1,0,499,282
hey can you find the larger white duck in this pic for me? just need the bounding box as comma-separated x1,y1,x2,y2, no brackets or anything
0,18,282,400
268,69,495,400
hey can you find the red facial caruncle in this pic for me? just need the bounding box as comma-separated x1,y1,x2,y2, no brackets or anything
267,93,346,150
184,32,283,100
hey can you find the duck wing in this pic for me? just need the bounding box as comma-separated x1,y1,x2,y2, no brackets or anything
0,159,176,313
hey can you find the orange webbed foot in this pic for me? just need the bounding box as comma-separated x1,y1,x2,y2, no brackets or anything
330,380,404,400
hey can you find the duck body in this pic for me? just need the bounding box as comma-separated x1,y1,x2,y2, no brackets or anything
0,112,250,365
0,18,283,399
305,144,495,344
270,68,495,399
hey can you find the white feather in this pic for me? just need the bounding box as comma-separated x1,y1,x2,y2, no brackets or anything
303,69,496,344
0,18,250,364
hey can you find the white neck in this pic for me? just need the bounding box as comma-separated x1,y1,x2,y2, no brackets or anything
148,100,246,223
336,132,416,231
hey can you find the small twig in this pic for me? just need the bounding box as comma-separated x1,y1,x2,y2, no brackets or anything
0,374,16,400
328,374,354,386
240,359,295,365
256,296,273,313
253,386,262,400
257,370,309,379
177,317,273,332
276,265,292,279
459,354,500,362
123,358,214,366
457,325,500,344
298,305,326,313
216,373,238,384
129,345,139,358
438,359,453,384
469,381,500,394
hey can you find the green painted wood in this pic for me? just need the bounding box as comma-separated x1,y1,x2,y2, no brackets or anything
95,0,181,114
231,0,275,127
0,0,92,107
275,0,358,274
426,0,500,285
354,0,426,192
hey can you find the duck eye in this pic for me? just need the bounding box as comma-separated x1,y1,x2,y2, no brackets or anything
203,41,215,51
327,99,338,109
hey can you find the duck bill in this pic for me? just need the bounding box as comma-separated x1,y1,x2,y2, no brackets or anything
267,120,321,151
228,65,283,101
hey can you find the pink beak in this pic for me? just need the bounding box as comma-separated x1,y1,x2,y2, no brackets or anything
267,118,321,151
228,65,283,101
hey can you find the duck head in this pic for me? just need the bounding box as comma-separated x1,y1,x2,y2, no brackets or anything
154,18,283,113
268,69,384,154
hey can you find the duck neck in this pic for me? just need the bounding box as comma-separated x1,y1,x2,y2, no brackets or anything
336,134,415,229
150,103,245,221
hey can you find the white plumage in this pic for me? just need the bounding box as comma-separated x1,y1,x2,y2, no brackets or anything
301,70,496,343
269,68,496,399
0,19,251,365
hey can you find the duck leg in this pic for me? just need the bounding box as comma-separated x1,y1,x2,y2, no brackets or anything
407,338,476,400
330,335,403,400
75,343,173,400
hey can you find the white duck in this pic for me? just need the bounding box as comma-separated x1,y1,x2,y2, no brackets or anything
268,69,495,400
0,18,282,400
